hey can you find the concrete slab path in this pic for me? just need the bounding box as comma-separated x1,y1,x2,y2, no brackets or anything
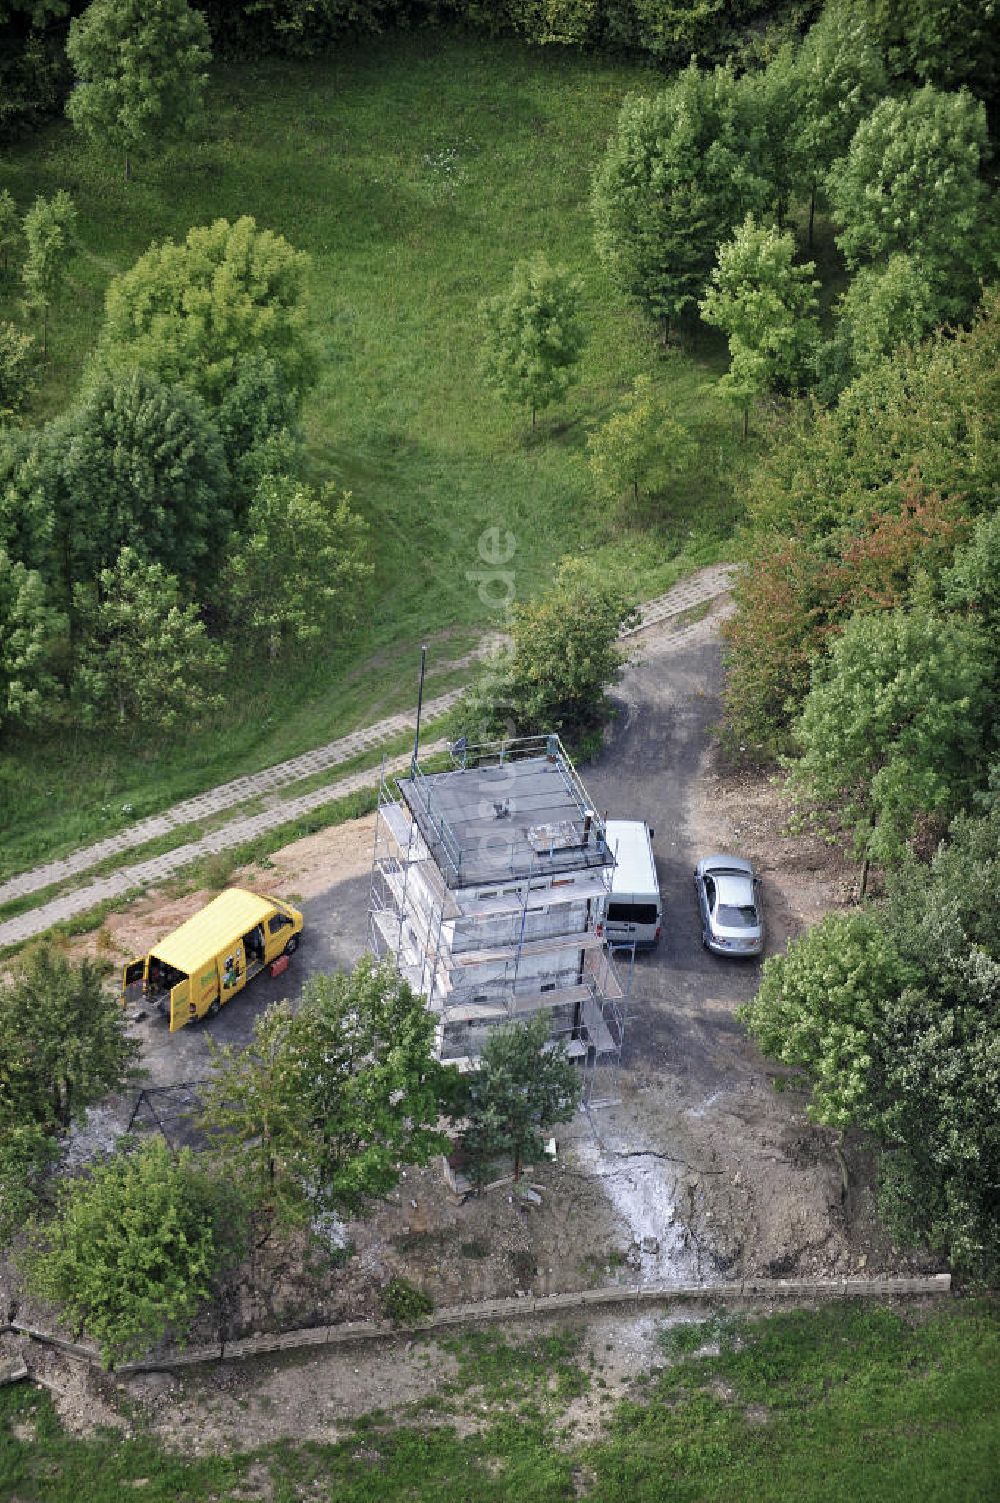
0,563,738,946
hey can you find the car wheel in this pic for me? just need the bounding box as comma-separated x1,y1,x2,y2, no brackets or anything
205,996,221,1019
284,934,300,956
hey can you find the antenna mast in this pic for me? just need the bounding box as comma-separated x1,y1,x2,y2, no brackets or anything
412,644,427,772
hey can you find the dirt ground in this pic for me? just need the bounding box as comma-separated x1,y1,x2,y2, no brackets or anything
1,1298,853,1457
2,595,945,1448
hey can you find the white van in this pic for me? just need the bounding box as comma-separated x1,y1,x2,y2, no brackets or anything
604,820,662,948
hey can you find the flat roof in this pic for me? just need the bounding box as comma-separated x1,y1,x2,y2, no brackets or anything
606,819,658,897
397,754,611,889
151,888,279,975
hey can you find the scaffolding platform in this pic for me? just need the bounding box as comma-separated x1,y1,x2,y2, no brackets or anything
369,735,628,1100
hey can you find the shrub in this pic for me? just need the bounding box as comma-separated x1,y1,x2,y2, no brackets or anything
382,1276,434,1325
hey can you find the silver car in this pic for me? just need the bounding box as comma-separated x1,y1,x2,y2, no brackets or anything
694,855,763,957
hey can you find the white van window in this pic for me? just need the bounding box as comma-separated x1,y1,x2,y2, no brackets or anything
607,901,659,927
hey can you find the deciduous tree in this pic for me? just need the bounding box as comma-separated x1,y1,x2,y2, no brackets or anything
945,509,1000,636
0,188,20,276
479,253,584,429
224,476,370,660
739,911,915,1130
52,369,232,607
863,0,999,104
0,943,140,1137
94,216,314,408
0,319,35,416
66,0,211,181
699,215,819,436
21,189,75,357
0,424,56,573
462,1013,581,1184
742,806,1000,1280
788,1,887,245
827,85,994,278
75,547,227,735
876,807,1000,1278
0,1122,59,1248
790,607,993,864
457,557,637,745
0,546,64,731
723,289,1000,749
587,374,691,508
200,959,453,1227
832,254,956,380
215,353,300,511
591,62,774,337
23,1139,244,1366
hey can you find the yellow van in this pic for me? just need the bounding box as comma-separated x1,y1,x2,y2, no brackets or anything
122,888,304,1032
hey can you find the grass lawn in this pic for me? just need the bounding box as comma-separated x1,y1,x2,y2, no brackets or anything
0,32,753,877
0,1302,996,1501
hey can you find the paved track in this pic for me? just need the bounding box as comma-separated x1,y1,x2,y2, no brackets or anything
0,742,449,950
0,563,737,947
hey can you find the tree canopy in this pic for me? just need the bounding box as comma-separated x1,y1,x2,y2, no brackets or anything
592,62,774,335
457,557,637,745
479,253,584,428
831,254,957,380
740,911,916,1130
94,216,315,408
0,940,140,1244
827,85,994,278
51,369,232,605
74,547,226,734
0,942,140,1137
0,189,20,276
742,803,1000,1280
699,215,819,433
66,0,211,180
0,319,35,418
224,476,370,661
0,546,63,730
200,958,453,1226
791,606,993,864
587,374,691,508
23,1138,243,1366
788,1,887,244
724,287,1000,750
462,1013,581,1184
863,0,1000,102
20,189,75,356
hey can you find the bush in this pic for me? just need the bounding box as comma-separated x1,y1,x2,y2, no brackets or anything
23,1138,246,1367
381,1276,434,1325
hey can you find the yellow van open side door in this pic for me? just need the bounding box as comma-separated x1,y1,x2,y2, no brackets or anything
169,978,194,1032
122,958,145,1007
218,941,247,1008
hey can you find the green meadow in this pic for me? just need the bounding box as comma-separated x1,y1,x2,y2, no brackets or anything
0,34,750,875
1,1302,997,1501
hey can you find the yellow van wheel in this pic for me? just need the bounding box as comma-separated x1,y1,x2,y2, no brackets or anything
205,996,221,1019
284,935,299,955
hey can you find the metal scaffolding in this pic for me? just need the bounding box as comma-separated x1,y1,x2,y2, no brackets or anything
369,736,627,1101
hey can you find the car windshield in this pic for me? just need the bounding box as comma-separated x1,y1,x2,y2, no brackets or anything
716,903,758,928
